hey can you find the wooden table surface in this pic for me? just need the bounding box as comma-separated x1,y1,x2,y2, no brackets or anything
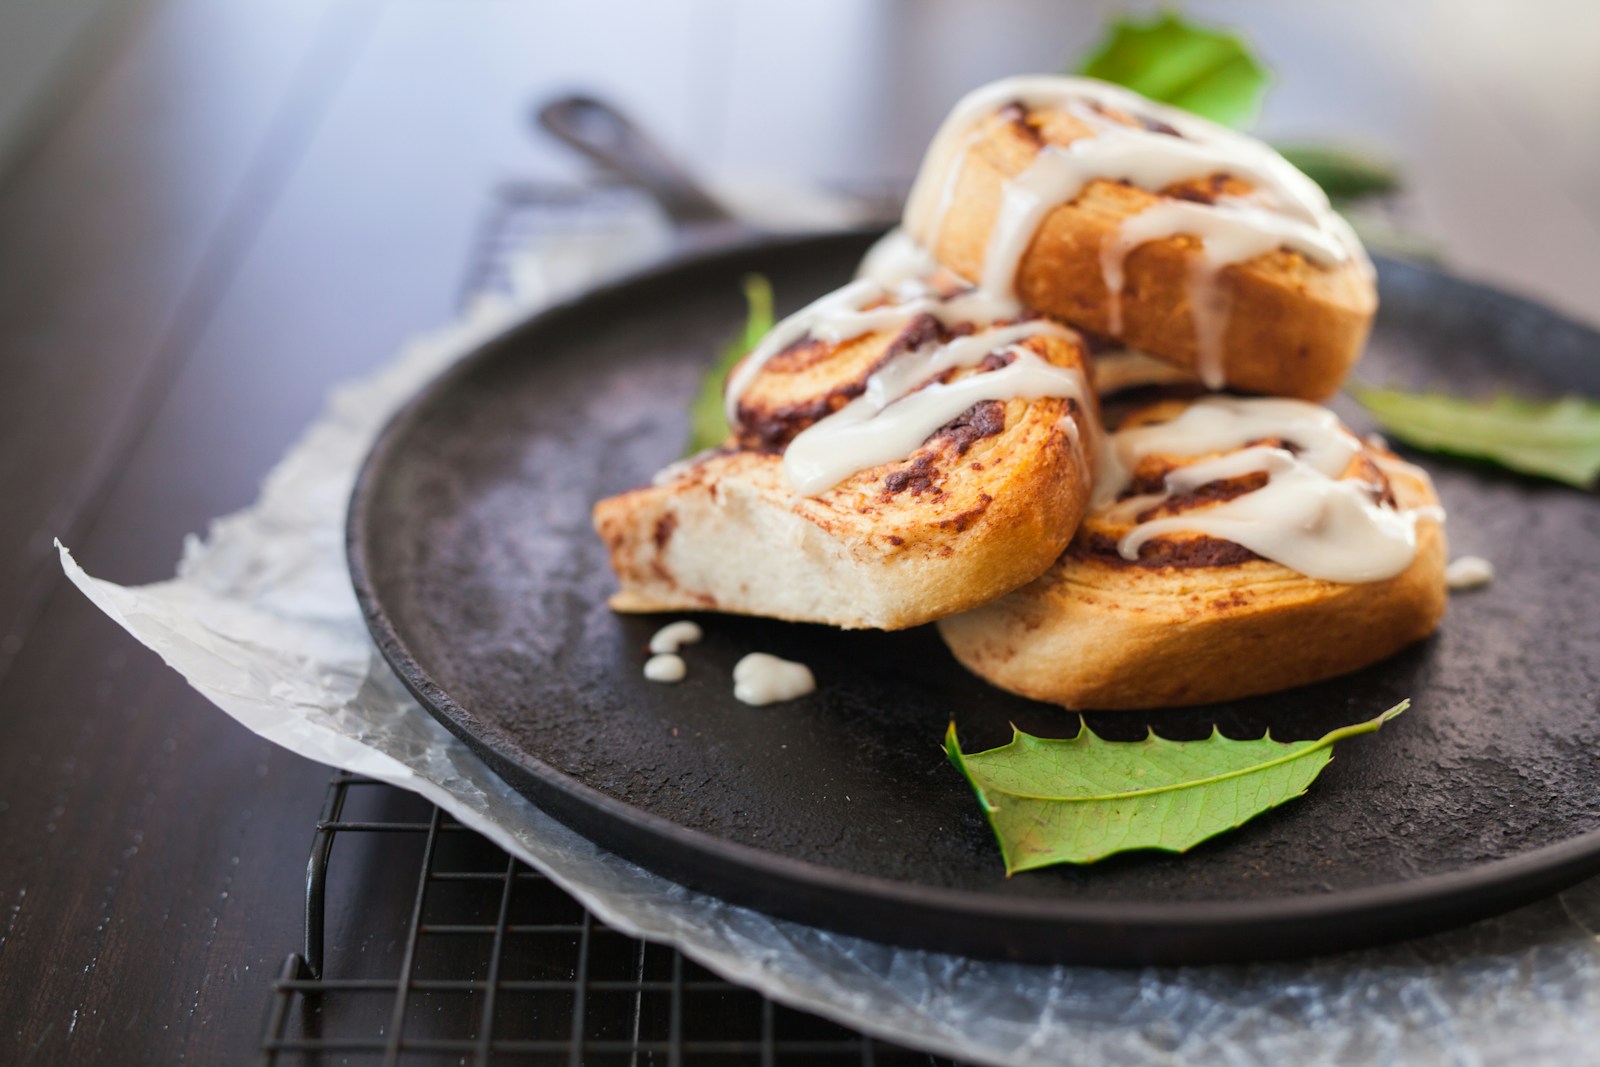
2,2,1597,1063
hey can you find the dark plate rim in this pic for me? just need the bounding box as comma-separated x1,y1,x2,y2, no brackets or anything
347,227,1600,957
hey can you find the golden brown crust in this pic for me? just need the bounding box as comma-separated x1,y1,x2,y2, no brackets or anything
593,329,1096,630
928,106,1377,400
937,402,1447,708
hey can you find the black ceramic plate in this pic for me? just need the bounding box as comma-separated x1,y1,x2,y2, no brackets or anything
349,228,1600,965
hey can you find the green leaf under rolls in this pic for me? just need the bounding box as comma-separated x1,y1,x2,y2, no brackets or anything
1352,386,1600,489
946,702,1407,873
684,274,774,456
1275,144,1400,202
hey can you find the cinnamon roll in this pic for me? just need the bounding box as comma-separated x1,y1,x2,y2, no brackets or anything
903,76,1377,400
937,394,1446,708
593,273,1099,631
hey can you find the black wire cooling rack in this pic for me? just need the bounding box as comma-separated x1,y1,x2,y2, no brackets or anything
258,182,957,1065
256,772,959,1065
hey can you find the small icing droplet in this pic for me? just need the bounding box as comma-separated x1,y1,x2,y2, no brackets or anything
732,653,815,706
643,654,686,683
649,620,703,654
1446,556,1494,591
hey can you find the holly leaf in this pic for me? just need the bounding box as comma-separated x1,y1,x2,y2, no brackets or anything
946,702,1407,873
1075,12,1269,128
685,274,773,456
1352,386,1600,489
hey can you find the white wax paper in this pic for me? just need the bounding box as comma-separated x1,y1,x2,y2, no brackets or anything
60,205,1600,1067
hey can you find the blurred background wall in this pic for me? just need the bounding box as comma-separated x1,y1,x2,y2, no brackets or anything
0,0,122,168
2,0,1595,324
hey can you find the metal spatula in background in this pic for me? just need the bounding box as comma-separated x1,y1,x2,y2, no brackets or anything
535,94,755,250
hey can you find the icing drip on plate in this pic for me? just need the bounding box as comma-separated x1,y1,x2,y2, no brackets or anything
732,653,815,706
1098,396,1444,584
1446,555,1494,590
643,653,686,683
649,620,703,654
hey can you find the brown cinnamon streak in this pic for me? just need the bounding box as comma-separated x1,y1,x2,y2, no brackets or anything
1073,530,1262,568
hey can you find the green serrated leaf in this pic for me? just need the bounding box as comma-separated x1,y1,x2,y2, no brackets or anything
946,702,1407,873
684,274,774,456
1352,385,1600,489
1075,12,1269,129
1275,144,1400,201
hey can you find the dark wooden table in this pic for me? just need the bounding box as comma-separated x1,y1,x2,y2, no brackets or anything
4,2,1599,1063
0,3,562,1060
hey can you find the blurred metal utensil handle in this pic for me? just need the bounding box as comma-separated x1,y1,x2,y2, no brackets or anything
535,93,749,241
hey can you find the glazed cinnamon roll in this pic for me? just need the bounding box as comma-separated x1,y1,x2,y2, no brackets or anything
937,394,1446,708
903,76,1377,400
593,267,1099,631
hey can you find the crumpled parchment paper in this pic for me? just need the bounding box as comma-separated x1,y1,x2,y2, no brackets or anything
60,201,1600,1067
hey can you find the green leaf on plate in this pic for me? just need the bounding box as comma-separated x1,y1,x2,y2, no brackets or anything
1352,385,1600,489
1339,212,1442,264
1075,12,1269,129
946,702,1407,873
1275,144,1400,201
685,273,774,456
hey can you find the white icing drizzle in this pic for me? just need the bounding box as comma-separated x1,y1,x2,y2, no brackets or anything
1103,200,1350,388
917,130,983,254
1096,396,1354,505
718,230,1095,498
981,151,1078,297
648,620,703,654
1099,230,1129,338
1446,556,1495,590
643,653,686,683
980,137,1344,319
901,75,1369,389
783,322,1090,496
909,80,1278,233
905,75,1364,271
1119,446,1425,582
722,275,1022,428
723,279,889,425
856,224,942,288
1098,397,1443,584
860,321,1064,408
732,653,815,706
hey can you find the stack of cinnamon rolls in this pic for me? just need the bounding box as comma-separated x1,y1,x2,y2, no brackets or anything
595,75,1446,709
